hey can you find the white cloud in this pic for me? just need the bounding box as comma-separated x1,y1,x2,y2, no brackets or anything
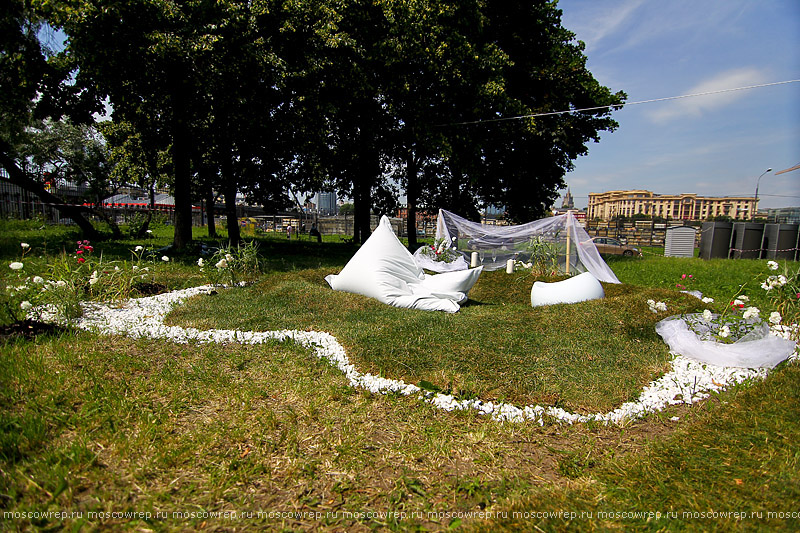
564,0,645,52
646,67,769,124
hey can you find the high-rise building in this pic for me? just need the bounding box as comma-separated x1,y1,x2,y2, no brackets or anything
315,191,338,215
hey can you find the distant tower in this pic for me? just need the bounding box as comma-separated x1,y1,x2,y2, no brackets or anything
316,191,338,215
561,187,574,209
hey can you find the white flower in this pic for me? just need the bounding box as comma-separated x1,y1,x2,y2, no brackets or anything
225,253,234,262
215,259,228,269
738,295,749,302
146,229,153,234
32,276,44,284
742,306,760,320
767,260,779,271
656,302,667,312
114,266,120,271
161,256,170,262
197,258,205,267
769,311,782,325
135,245,144,252
133,266,139,271
20,301,32,310
733,299,744,307
9,262,23,270
763,275,788,290
21,242,30,249
89,271,99,285
56,280,66,287
718,325,731,338
701,297,714,304
702,309,713,322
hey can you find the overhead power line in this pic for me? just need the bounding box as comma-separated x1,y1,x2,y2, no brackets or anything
445,79,800,126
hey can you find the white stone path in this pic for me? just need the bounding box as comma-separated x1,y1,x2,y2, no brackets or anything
74,286,796,425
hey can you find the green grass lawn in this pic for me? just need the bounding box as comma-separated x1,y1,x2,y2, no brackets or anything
166,270,706,412
1,220,798,531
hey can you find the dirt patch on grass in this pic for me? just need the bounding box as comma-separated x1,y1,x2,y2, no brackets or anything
0,319,69,342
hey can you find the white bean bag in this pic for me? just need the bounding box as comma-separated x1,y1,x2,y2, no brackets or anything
530,272,604,307
325,216,483,312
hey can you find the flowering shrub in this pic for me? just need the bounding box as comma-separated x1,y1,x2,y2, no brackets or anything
655,261,800,344
675,273,693,290
647,299,667,314
74,240,93,264
0,239,172,326
761,260,799,338
1,244,41,324
419,238,460,264
200,241,261,286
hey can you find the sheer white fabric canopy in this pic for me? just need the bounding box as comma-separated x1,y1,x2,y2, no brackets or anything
413,209,620,284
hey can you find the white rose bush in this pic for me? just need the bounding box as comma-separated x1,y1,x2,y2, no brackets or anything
1,239,185,327
650,263,798,370
201,241,261,287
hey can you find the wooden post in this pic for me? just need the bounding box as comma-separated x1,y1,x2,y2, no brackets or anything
565,211,572,275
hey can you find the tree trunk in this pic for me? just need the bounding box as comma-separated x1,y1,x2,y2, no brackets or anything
353,172,373,244
223,176,240,245
148,181,156,209
204,185,217,238
0,141,102,241
406,151,419,250
170,76,194,250
133,210,152,239
93,208,123,239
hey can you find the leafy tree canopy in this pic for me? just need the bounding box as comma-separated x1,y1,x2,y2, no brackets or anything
1,0,624,245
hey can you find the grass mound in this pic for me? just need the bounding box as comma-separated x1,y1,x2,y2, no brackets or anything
166,269,706,412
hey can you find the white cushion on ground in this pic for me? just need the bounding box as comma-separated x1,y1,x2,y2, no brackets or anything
530,272,604,307
325,216,482,312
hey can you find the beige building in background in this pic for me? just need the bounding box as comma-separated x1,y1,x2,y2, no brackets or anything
587,190,758,222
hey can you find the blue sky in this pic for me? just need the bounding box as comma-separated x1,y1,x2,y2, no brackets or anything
558,0,800,210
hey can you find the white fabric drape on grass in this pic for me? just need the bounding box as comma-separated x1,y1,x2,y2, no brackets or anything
655,313,796,368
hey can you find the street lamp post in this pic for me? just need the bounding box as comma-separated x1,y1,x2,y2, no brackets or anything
753,168,773,220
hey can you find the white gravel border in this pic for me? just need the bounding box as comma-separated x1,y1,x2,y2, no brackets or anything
73,286,798,425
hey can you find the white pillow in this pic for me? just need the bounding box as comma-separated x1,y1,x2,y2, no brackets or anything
418,268,483,304
530,272,604,307
325,216,482,312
